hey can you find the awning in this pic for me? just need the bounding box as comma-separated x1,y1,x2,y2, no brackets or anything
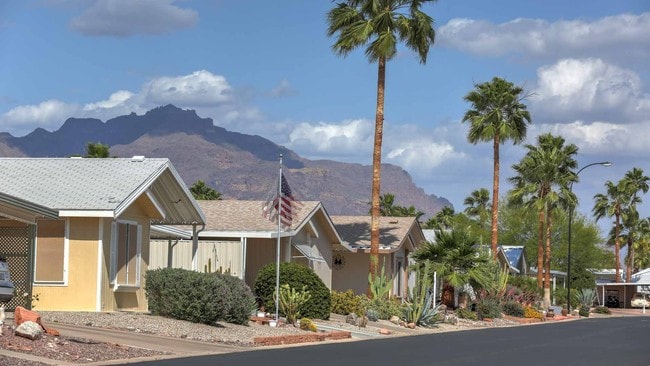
292,242,325,263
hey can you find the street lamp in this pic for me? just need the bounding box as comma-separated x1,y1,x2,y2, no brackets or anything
567,161,612,313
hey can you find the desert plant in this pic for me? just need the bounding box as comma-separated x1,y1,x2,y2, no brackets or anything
299,318,318,332
366,309,379,322
403,260,441,327
330,290,366,315
524,306,544,320
594,306,611,314
216,273,257,325
276,284,311,325
368,259,391,300
363,296,405,320
456,307,478,321
254,262,331,319
475,297,502,319
579,305,590,317
576,288,597,309
502,301,525,317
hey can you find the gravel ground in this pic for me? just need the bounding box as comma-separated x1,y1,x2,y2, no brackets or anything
0,311,528,365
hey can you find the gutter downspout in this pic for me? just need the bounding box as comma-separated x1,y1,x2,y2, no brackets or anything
192,223,206,271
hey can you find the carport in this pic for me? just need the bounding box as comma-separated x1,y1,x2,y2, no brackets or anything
596,281,650,309
0,193,59,310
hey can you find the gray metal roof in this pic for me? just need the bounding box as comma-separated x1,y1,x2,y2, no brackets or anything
0,157,205,225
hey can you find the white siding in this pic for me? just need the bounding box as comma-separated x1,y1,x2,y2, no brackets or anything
149,239,243,277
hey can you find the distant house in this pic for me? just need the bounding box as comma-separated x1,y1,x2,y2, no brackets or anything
0,157,204,311
150,200,349,289
329,216,425,298
497,246,528,276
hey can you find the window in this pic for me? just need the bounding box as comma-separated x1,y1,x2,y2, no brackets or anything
111,221,141,288
34,219,67,284
395,257,403,298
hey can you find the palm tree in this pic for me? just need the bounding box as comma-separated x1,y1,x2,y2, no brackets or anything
593,181,629,282
620,168,649,281
84,142,112,158
372,193,425,218
509,133,577,307
462,77,532,258
423,206,455,231
190,180,222,200
463,188,490,243
412,227,490,307
633,218,650,270
327,0,436,278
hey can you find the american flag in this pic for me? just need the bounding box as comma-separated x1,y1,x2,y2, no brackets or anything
263,173,302,229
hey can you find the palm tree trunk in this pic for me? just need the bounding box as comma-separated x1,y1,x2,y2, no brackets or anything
543,209,552,308
369,56,386,281
537,209,544,288
626,235,633,282
615,211,621,283
490,135,500,259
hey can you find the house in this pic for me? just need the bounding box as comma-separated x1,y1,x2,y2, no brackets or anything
329,216,425,298
497,246,528,276
0,157,205,311
150,200,349,289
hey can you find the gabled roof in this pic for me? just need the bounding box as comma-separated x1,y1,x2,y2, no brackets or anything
0,157,204,225
153,201,346,248
330,216,423,253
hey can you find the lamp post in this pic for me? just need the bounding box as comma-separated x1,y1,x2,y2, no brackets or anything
567,161,611,313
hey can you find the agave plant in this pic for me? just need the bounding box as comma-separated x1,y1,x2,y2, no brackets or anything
403,260,442,327
576,288,597,309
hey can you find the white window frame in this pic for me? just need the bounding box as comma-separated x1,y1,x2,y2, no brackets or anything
33,218,69,286
110,219,142,291
394,256,404,298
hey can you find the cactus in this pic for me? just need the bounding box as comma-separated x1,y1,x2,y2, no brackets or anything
368,259,391,300
403,260,441,327
276,284,311,326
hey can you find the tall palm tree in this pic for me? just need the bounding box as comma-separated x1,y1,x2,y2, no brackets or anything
620,168,649,281
509,133,577,307
327,0,436,278
463,77,532,258
463,188,490,243
633,218,650,271
423,206,455,231
593,181,629,282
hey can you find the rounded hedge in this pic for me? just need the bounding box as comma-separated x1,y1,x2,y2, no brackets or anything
253,262,331,320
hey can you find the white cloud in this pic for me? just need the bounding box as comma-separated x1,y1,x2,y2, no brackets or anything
69,0,198,37
439,12,650,60
287,119,374,160
83,90,134,110
268,80,297,98
144,70,233,107
0,100,80,135
531,58,650,122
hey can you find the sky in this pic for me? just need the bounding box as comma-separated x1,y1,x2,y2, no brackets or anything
1,0,649,234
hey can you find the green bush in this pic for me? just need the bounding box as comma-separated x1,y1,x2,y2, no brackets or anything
363,297,404,320
366,308,379,322
502,301,525,317
579,305,590,317
254,262,331,320
216,273,257,325
553,287,579,309
456,307,478,321
145,268,232,325
594,306,611,314
476,298,502,319
330,290,366,315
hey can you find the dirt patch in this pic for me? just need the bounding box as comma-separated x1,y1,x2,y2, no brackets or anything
0,324,168,364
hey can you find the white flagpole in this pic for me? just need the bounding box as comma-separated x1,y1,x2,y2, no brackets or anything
274,154,283,324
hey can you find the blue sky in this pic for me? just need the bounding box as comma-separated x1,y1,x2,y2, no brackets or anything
1,0,649,233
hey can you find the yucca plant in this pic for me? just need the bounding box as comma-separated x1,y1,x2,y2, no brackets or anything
403,260,441,327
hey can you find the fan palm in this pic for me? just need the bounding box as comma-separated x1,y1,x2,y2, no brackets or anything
619,168,649,281
327,0,436,277
462,77,532,258
464,188,490,243
508,133,578,307
593,181,630,282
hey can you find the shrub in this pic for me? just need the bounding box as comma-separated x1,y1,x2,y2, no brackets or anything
330,290,366,315
456,307,478,321
579,305,590,317
363,297,404,320
145,268,232,325
553,287,579,309
594,306,611,314
366,309,379,322
502,301,525,317
216,273,257,325
524,306,544,320
254,263,331,320
476,298,502,319
299,318,317,332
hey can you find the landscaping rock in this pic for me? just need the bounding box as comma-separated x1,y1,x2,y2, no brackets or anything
379,328,391,335
345,313,358,326
15,321,43,340
389,316,400,325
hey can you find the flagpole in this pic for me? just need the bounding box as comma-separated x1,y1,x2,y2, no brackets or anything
274,154,283,324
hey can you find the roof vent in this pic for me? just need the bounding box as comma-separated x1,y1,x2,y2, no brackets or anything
131,156,146,162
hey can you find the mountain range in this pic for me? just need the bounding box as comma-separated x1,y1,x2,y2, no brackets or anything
0,105,451,217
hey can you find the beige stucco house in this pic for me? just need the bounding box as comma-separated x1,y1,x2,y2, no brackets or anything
330,216,425,298
150,200,349,289
0,157,205,311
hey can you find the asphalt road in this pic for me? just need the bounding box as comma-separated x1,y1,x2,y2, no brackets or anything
132,316,650,366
